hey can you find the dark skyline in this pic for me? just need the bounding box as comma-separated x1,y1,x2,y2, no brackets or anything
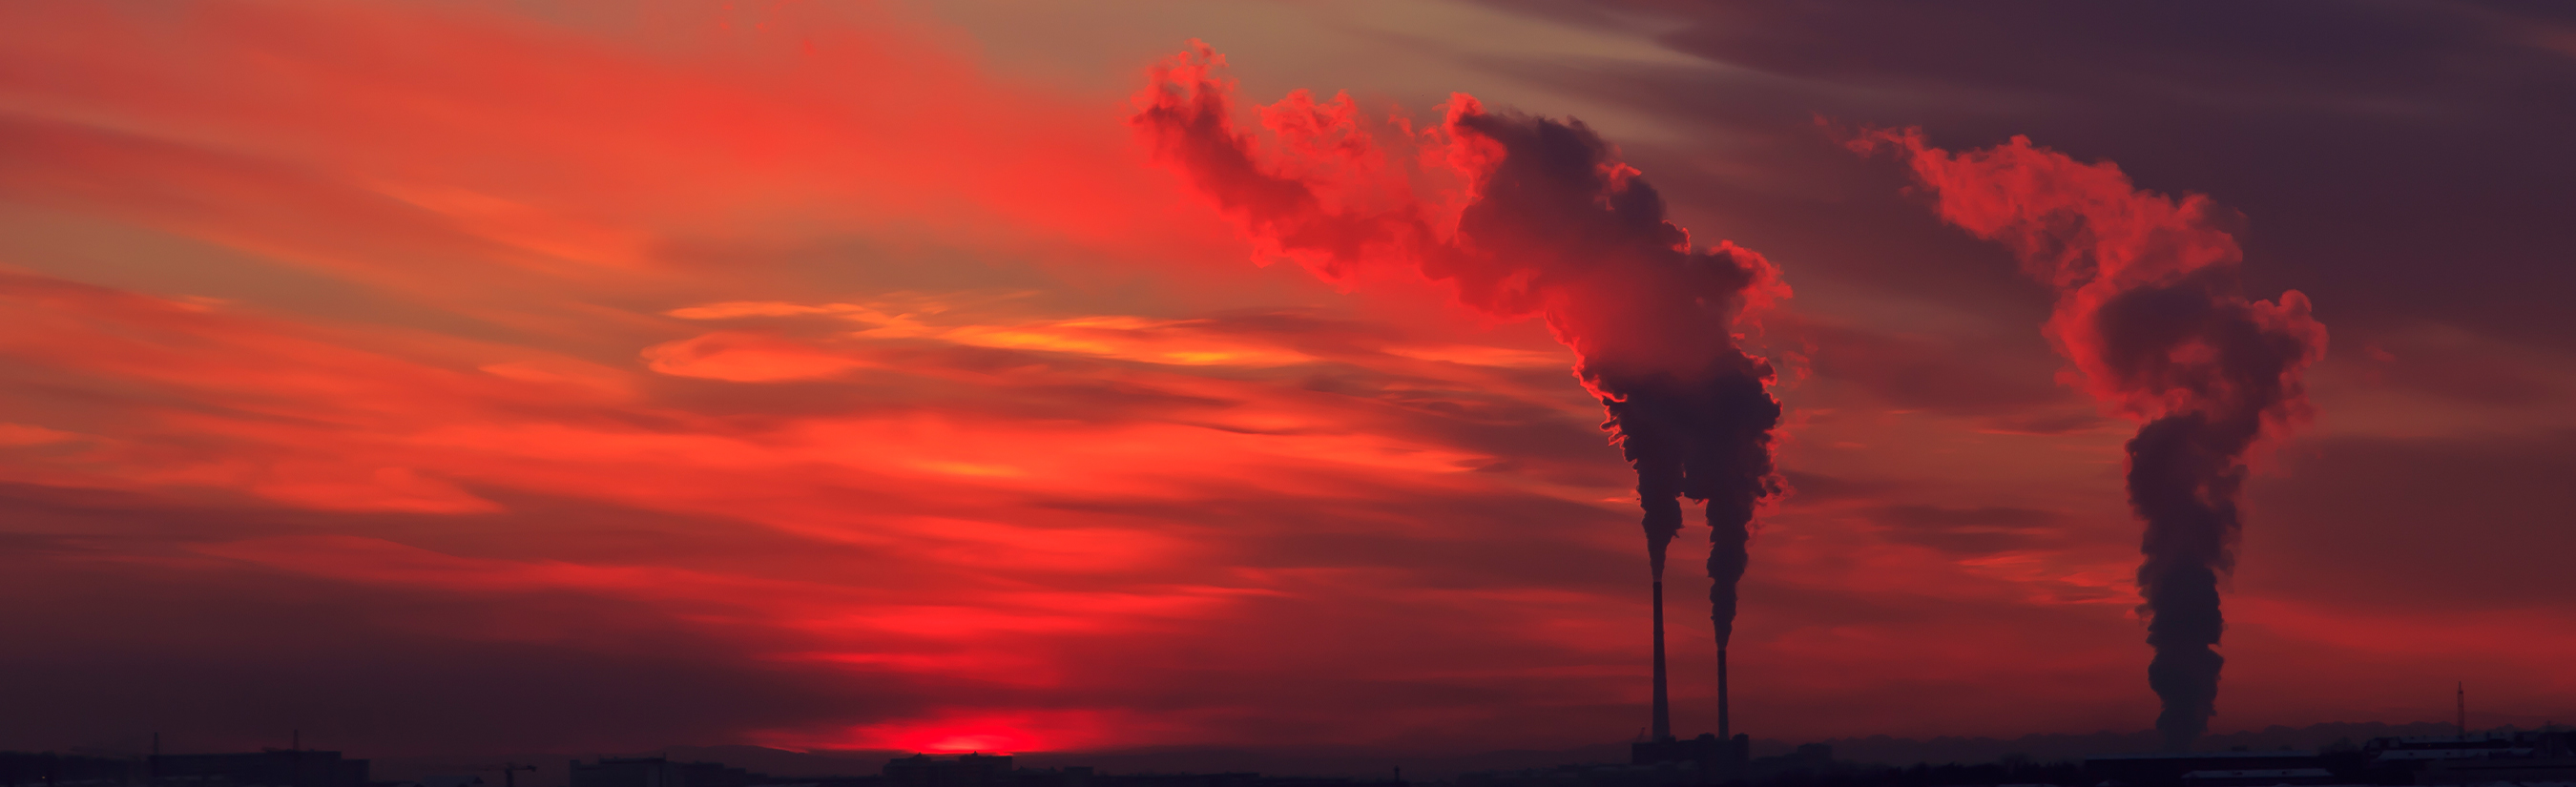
11,722,2573,787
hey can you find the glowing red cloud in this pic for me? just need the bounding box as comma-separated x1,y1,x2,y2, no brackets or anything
0,1,1240,311
1846,131,2324,428
1848,128,2328,749
1132,44,1790,376
12,0,2549,758
1133,43,1794,748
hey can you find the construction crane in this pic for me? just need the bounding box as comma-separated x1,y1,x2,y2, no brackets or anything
482,762,538,787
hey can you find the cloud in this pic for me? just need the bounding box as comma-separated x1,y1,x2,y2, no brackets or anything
1864,504,2070,556
645,331,879,383
1,0,2568,760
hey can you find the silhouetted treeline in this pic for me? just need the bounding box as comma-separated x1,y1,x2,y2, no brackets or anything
1785,721,2473,767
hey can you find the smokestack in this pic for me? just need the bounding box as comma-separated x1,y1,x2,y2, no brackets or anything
1850,128,2325,753
1640,429,1683,745
1718,647,1730,741
1135,42,1792,750
1652,579,1672,741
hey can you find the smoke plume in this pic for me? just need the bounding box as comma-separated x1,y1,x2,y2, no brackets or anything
1134,42,1788,649
1850,129,2327,751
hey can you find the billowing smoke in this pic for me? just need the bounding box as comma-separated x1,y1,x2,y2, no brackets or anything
1134,42,1787,659
1851,129,2326,751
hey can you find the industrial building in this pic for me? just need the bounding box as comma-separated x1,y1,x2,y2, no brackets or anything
2367,729,2576,785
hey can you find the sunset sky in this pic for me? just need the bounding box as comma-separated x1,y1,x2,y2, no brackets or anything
4,0,2572,762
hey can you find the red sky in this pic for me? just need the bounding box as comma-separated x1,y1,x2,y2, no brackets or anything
4,0,2572,762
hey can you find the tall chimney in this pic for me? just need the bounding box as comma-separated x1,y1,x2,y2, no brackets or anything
1652,579,1672,741
1717,647,1731,741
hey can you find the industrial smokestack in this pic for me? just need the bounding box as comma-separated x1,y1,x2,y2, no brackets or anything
1134,42,1790,744
1614,363,1773,745
1718,647,1730,741
1851,128,2325,752
1652,579,1672,741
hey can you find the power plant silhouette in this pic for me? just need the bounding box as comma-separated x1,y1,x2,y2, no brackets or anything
1630,577,1748,774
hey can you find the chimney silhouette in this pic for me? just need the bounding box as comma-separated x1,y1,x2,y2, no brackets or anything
1718,647,1732,741
1652,579,1672,741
